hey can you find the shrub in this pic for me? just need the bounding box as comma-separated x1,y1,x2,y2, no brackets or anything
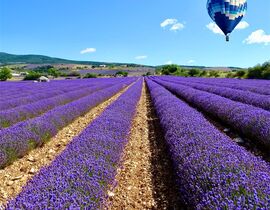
83,73,97,78
199,70,208,77
226,72,235,78
33,65,54,73
23,71,42,80
209,71,220,78
48,68,60,78
0,67,12,81
67,71,81,77
115,71,128,77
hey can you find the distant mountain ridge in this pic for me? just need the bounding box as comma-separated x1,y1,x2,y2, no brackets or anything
0,52,145,67
0,52,241,70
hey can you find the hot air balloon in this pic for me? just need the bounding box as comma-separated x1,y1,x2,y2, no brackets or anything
207,0,247,41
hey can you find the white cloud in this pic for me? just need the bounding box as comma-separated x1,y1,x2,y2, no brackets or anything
187,60,195,64
80,48,96,54
165,61,173,65
235,21,249,30
206,21,249,35
161,18,185,31
170,23,185,31
160,19,178,28
244,29,270,45
135,55,148,60
206,22,223,35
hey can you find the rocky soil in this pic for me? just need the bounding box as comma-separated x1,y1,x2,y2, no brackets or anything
105,82,183,209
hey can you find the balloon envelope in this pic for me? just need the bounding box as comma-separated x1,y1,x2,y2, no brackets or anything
207,0,247,36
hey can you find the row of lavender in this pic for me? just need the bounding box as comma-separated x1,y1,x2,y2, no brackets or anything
0,78,124,104
0,78,135,168
0,80,87,100
1,84,89,110
192,77,270,88
0,83,111,129
146,78,270,209
159,77,270,111
0,78,104,93
0,82,102,108
152,77,270,149
6,79,143,209
171,76,270,95
0,81,41,98
1,78,127,102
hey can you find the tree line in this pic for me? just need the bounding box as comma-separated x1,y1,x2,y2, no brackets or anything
0,66,129,81
156,61,270,79
1,61,269,81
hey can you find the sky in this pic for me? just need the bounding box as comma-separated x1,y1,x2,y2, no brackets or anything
0,0,269,68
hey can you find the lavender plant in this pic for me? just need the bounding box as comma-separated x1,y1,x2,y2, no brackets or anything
152,77,270,149
0,78,126,109
146,78,270,209
0,79,135,168
0,84,111,129
6,79,142,209
159,77,270,111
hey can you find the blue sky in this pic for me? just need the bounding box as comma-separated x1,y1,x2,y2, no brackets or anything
0,0,269,67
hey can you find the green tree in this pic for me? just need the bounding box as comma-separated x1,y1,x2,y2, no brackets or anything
0,67,12,81
235,70,246,78
261,61,270,71
188,68,201,77
262,69,270,79
48,68,60,78
163,64,179,74
262,62,270,79
246,62,270,79
156,64,182,75
247,65,263,79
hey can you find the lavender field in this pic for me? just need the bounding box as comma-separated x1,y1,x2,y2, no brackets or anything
0,77,270,209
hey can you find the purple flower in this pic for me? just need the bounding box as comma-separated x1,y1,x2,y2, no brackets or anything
6,79,142,209
0,78,136,168
146,78,270,209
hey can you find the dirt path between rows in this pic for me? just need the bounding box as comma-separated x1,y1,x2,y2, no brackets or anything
0,85,132,208
105,81,183,209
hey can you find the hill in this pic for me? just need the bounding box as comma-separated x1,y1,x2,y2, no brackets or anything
0,52,241,70
0,52,146,67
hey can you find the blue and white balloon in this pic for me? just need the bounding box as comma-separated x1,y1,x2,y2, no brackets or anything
207,0,247,41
